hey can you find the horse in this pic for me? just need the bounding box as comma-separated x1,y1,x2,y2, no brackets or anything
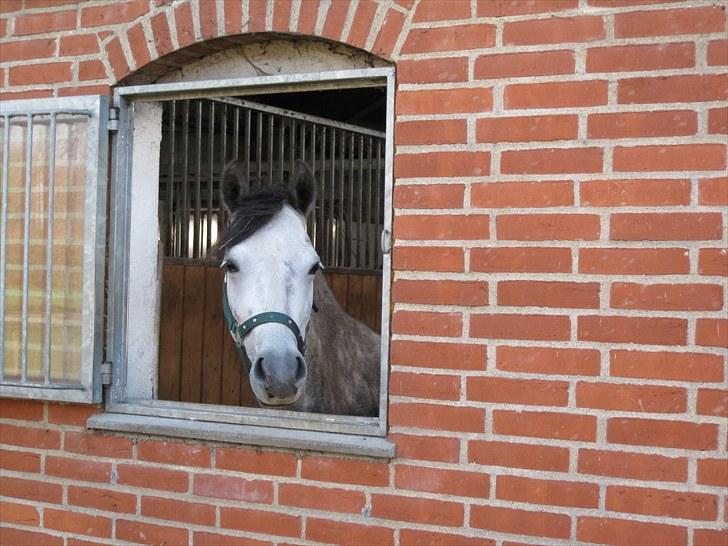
209,159,380,417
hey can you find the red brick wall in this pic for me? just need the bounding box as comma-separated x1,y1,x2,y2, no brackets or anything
1,0,727,544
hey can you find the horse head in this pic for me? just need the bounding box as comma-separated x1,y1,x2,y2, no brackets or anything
213,159,319,408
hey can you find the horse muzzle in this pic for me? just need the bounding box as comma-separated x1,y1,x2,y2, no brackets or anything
249,349,307,407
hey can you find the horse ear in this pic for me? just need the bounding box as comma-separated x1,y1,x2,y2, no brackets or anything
291,160,316,217
221,160,247,212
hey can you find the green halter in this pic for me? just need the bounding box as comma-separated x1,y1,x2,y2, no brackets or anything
222,277,307,359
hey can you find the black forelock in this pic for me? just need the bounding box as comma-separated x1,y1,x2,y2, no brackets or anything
208,184,296,262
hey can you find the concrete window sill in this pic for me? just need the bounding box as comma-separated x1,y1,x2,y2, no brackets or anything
87,412,396,459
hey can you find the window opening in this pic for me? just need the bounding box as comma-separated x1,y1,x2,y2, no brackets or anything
155,88,386,413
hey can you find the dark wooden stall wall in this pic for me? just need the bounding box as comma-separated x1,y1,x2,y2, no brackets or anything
158,261,381,406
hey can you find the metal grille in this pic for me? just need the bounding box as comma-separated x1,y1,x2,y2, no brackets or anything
159,97,386,271
0,96,107,403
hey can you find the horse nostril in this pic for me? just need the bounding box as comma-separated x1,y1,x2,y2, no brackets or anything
294,357,307,387
251,357,267,386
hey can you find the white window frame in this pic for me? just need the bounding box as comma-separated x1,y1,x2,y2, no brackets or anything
0,96,109,404
92,68,395,457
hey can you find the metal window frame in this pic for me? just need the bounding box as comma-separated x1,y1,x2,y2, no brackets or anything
104,68,395,442
0,96,109,404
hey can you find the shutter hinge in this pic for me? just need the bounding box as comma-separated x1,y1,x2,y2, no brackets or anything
108,107,119,132
101,362,113,385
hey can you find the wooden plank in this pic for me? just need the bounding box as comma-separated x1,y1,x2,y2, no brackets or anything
200,267,224,404
179,265,206,403
361,274,379,333
240,356,256,408
329,273,349,311
346,274,363,324
220,316,242,406
158,263,184,401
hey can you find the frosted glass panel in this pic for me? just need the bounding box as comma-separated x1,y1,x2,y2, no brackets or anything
1,114,88,385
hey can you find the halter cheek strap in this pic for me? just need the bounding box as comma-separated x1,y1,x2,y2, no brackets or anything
222,277,307,356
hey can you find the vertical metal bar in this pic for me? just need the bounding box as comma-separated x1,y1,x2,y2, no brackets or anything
375,139,383,269
278,116,284,183
289,119,295,179
20,115,33,382
309,124,317,247
233,106,240,160
43,114,57,384
220,103,228,242
207,101,215,252
166,102,176,256
194,101,202,259
319,126,326,263
267,114,274,187
328,129,336,266
0,116,10,376
348,132,354,269
221,103,228,170
244,109,251,194
366,136,374,269
338,130,345,267
256,111,263,188
299,121,305,162
181,101,190,258
357,134,364,269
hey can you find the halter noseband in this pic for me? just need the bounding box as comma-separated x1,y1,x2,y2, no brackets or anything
222,276,307,359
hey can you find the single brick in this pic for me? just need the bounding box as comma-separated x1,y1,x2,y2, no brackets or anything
395,464,489,498
505,80,608,109
471,505,571,539
402,24,495,53
576,382,687,413
501,148,603,174
608,417,717,450
467,376,569,406
394,184,465,209
613,144,726,172
390,402,485,433
611,350,724,382
393,279,487,306
471,313,571,341
497,346,601,376
497,476,600,508
475,50,574,79
396,88,492,115
471,247,572,273
578,315,687,345
588,110,696,138
579,247,689,275
504,15,604,45
472,180,574,208
577,516,687,546
469,439,570,472
579,449,688,483
587,42,695,72
390,340,486,371
477,115,577,142
606,485,717,521
581,178,691,206
618,74,727,104
615,5,725,37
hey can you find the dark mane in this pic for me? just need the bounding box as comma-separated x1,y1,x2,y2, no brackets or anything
208,185,295,262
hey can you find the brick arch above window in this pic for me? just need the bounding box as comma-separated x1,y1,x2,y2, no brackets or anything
105,0,409,86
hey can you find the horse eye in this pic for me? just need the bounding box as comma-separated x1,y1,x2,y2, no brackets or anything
308,262,320,275
222,261,239,273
